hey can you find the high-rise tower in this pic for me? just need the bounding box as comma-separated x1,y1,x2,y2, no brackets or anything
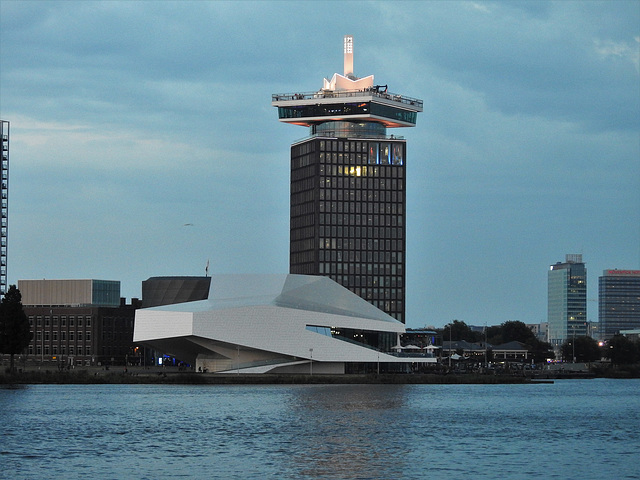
272,36,422,325
599,269,640,340
0,120,8,295
548,254,587,349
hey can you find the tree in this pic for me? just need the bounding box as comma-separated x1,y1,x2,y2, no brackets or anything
0,285,32,373
501,321,537,344
485,325,503,345
442,320,481,342
604,335,640,366
561,336,601,363
530,341,555,364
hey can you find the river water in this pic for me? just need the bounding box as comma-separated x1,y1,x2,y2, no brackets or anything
1,379,638,479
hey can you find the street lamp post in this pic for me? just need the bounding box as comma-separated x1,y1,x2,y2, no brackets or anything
448,324,452,368
484,324,488,369
309,348,313,375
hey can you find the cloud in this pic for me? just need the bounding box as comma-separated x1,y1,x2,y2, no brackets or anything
594,36,640,73
1,0,638,326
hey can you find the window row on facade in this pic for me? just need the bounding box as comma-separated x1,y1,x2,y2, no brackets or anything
291,199,405,220
319,162,404,179
319,251,404,268
291,225,404,246
320,138,405,163
318,226,403,243
294,150,405,170
33,330,92,342
29,315,92,328
319,268,404,288
294,138,393,160
293,157,405,182
317,148,404,166
332,237,404,256
319,139,374,154
320,176,404,192
319,211,403,227
319,261,404,278
325,277,404,304
319,149,405,168
318,199,403,215
290,248,404,268
319,200,402,217
30,344,93,357
291,175,316,193
320,237,404,253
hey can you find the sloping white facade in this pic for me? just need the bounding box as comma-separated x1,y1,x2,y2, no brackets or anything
134,274,434,374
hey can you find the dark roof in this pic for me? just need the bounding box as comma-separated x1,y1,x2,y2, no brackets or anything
142,276,211,308
443,340,530,352
491,341,529,351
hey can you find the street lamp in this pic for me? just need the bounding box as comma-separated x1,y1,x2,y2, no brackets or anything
309,348,313,375
448,324,452,368
569,324,576,363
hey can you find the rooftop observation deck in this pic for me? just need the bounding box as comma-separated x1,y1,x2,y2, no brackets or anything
272,87,423,111
272,87,423,129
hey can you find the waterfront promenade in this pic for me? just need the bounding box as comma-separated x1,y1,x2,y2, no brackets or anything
1,364,541,385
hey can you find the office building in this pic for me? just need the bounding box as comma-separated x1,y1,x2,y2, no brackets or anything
599,269,640,340
272,35,422,326
548,254,587,348
16,279,141,367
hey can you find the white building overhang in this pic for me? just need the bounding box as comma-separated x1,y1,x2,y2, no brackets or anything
134,274,435,373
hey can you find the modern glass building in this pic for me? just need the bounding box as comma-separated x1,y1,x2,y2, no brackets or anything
272,35,422,327
548,254,587,349
599,269,640,340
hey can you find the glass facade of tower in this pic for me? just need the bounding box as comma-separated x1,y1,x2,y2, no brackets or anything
273,36,422,331
548,255,587,348
290,135,406,323
599,270,640,340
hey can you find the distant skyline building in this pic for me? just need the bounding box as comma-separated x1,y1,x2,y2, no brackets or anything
272,35,422,327
0,120,8,295
548,254,588,348
599,269,640,340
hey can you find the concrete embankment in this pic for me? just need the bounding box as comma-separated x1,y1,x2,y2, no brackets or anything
1,369,538,385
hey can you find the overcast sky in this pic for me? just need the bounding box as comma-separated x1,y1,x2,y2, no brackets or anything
1,0,638,328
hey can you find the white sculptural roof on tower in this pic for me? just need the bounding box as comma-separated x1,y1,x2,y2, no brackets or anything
322,72,374,92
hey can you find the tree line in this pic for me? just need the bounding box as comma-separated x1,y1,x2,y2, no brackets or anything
440,319,555,364
0,285,32,373
440,319,640,366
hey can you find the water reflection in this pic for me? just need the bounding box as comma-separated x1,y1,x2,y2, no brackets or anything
1,381,639,479
285,385,409,479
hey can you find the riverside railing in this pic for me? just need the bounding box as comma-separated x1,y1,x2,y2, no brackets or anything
272,88,423,109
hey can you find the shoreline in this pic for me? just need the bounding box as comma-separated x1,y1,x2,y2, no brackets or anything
1,370,549,385
3,365,638,385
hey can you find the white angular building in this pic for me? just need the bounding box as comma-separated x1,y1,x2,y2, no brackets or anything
134,274,435,374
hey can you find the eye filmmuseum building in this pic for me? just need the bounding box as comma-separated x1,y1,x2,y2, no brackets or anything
272,35,422,330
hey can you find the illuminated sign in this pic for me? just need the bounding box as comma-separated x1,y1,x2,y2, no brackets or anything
344,35,353,54
605,270,640,276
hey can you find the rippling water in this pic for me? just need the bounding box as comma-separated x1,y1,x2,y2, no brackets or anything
1,379,638,479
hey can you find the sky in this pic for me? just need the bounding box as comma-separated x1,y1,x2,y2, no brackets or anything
0,0,638,329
